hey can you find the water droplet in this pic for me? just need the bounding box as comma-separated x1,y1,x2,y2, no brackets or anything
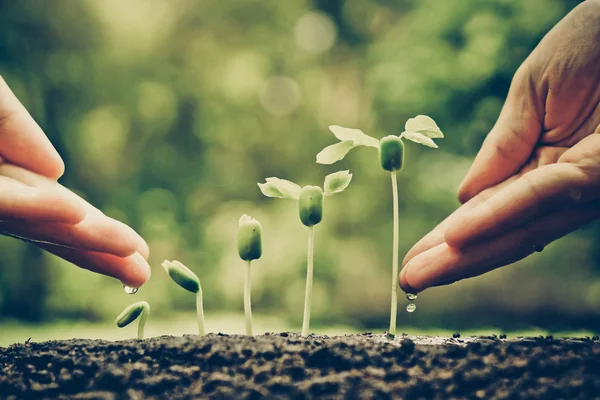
123,285,138,295
406,304,416,313
406,293,417,301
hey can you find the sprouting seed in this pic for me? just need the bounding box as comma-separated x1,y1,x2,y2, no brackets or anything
316,115,443,335
162,260,206,336
115,301,150,340
258,170,353,337
238,214,263,336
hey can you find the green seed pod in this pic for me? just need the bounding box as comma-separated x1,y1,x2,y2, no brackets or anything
162,260,200,293
115,301,148,328
379,135,405,172
238,214,262,261
298,186,323,227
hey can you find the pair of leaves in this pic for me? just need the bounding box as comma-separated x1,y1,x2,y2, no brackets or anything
401,115,444,149
316,115,443,164
316,126,379,165
258,170,352,199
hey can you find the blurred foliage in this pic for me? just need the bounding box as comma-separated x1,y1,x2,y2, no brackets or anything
0,0,598,332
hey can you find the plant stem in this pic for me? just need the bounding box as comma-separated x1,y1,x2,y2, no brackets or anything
301,225,315,337
137,304,150,340
196,289,206,336
244,260,253,336
389,171,399,336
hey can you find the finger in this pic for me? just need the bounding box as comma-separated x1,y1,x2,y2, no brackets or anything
39,245,151,288
400,200,600,292
0,75,64,179
0,163,149,258
0,213,145,257
0,176,85,223
445,162,597,249
457,63,543,203
402,175,519,267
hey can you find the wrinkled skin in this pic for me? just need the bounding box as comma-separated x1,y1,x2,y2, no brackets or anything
0,76,150,287
400,0,600,293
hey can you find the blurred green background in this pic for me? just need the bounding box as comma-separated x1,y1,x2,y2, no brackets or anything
1,0,598,344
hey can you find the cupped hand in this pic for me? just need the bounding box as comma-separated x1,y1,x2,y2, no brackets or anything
399,0,600,293
0,75,150,287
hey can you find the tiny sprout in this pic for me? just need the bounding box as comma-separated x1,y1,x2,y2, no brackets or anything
162,260,206,336
259,170,353,337
317,115,443,335
115,301,150,340
238,214,263,336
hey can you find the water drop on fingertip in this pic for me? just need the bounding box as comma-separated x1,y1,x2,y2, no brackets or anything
123,285,139,295
406,293,417,301
406,304,416,313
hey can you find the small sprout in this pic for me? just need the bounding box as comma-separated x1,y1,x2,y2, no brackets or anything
238,214,263,262
162,260,206,336
298,186,323,227
379,136,405,172
238,214,263,336
317,115,443,335
115,301,150,340
258,170,352,336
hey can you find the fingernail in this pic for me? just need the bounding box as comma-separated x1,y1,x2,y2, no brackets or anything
121,252,151,288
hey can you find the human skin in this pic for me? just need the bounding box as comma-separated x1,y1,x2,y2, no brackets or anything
0,75,150,287
400,0,600,293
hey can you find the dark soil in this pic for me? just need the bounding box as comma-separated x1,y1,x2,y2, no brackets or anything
1,333,599,399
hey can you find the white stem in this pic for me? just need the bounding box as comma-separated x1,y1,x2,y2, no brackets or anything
244,260,253,336
301,225,315,337
196,289,206,336
389,171,399,336
137,304,150,340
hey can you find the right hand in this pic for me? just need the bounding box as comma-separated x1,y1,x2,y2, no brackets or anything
400,0,600,293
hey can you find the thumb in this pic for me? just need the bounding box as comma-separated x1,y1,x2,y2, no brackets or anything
458,63,543,203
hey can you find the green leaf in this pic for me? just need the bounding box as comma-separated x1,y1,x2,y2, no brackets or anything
162,260,200,293
258,182,284,198
405,115,444,139
115,301,148,328
264,178,302,199
316,140,355,164
328,126,380,148
324,170,353,196
401,131,438,148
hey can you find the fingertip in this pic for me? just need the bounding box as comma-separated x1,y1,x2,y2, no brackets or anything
399,266,419,294
120,252,151,288
443,223,468,249
46,156,65,181
457,181,473,204
138,239,150,260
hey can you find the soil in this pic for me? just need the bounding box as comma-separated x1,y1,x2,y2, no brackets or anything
1,333,599,399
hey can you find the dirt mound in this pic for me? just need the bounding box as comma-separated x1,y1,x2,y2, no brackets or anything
1,333,599,399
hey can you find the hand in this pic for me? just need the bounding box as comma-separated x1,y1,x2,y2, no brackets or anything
399,0,600,293
0,75,150,287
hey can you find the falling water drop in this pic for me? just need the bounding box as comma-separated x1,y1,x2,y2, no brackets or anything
123,285,139,295
406,293,417,301
406,303,416,313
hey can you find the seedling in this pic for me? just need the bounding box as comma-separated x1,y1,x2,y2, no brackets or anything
237,214,263,336
115,301,150,340
162,260,206,335
316,115,443,336
258,171,353,336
